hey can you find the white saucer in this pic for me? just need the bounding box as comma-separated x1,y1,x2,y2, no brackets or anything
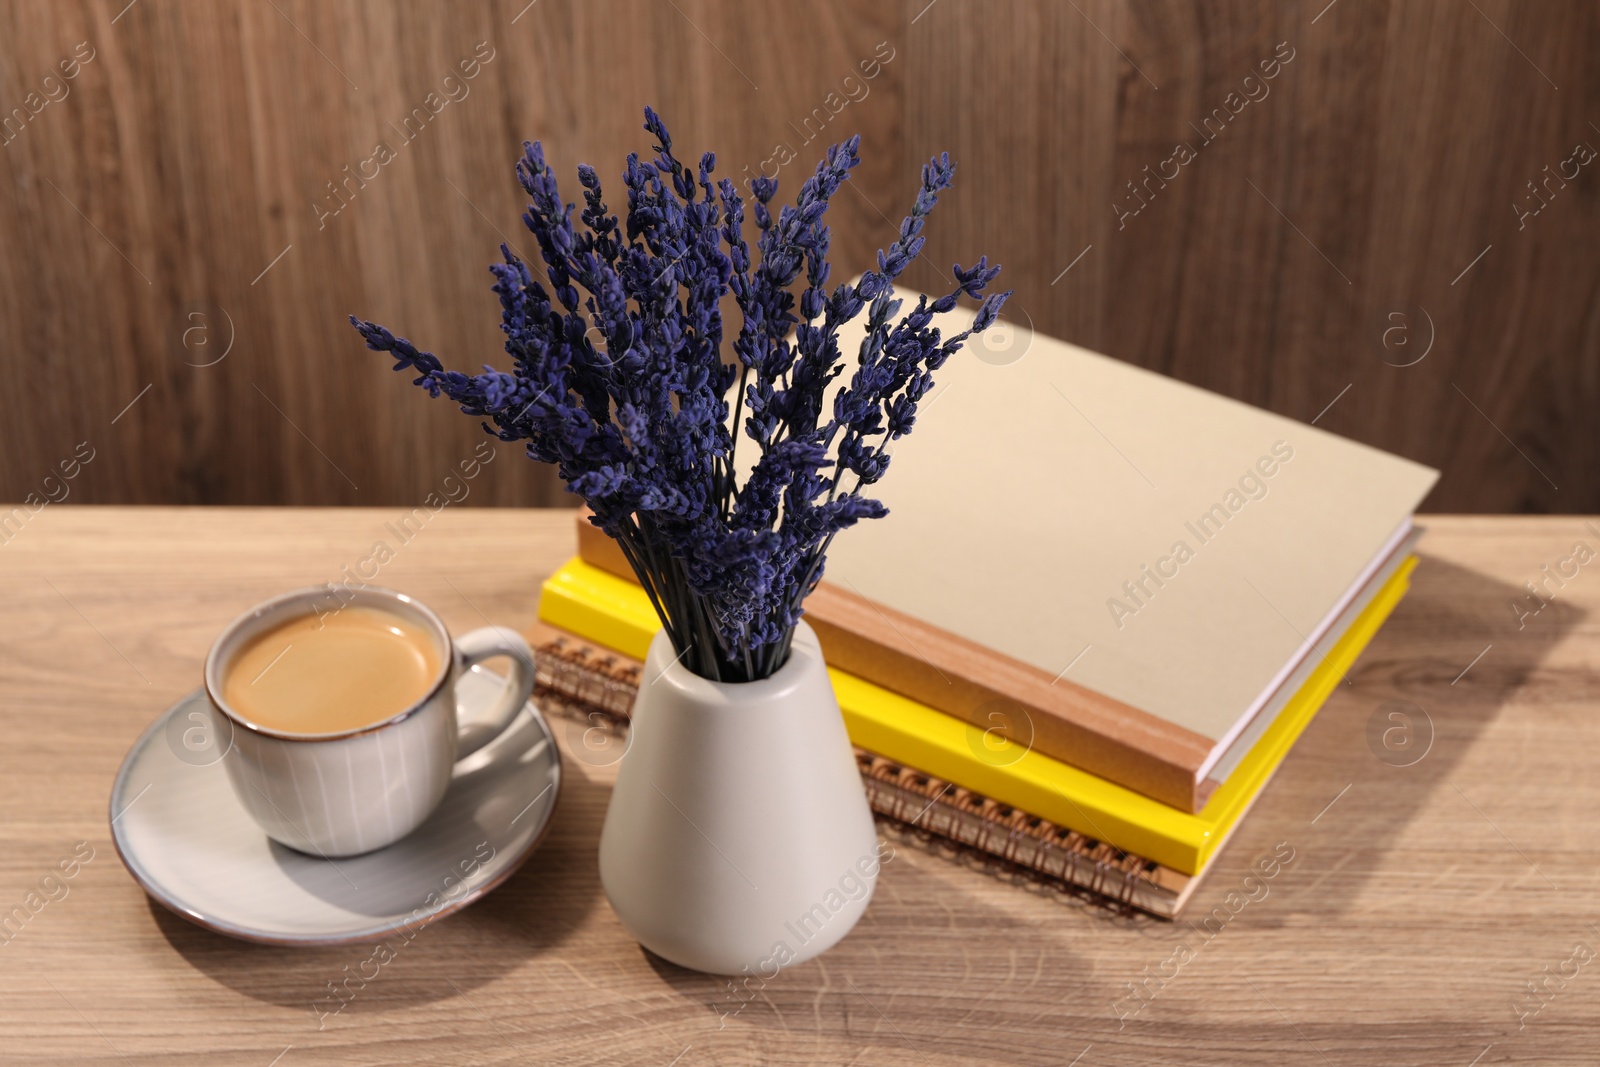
109,665,562,946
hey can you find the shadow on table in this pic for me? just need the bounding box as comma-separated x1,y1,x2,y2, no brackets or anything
631,818,1158,1047
148,754,610,1018
1204,550,1586,918
631,843,1131,1062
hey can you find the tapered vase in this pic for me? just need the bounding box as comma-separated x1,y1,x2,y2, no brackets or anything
598,621,882,975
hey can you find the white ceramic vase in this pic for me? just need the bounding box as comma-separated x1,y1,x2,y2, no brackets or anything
598,621,882,976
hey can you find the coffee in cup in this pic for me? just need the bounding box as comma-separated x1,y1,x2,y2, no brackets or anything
223,605,443,735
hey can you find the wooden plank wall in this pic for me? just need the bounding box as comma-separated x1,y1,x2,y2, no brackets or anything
0,1,1594,511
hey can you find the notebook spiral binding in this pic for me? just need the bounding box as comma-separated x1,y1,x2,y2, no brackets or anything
857,754,1157,912
530,627,1181,918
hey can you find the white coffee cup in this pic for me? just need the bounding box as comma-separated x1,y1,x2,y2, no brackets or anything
204,585,536,858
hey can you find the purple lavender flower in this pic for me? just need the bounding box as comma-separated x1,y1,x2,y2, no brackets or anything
353,107,1008,682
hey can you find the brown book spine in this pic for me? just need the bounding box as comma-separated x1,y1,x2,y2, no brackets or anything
573,512,1215,812
528,624,1187,918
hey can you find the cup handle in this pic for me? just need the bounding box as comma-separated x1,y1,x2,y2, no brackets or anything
453,626,537,759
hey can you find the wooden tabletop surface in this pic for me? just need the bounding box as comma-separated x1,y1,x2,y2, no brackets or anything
1,507,1595,1066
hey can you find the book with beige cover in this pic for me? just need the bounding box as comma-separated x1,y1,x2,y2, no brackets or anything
577,290,1438,811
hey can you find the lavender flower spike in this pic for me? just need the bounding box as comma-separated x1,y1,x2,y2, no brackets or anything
352,107,1009,682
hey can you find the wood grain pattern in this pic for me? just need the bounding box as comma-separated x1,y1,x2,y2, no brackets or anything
0,0,905,507
0,507,1597,1064
2,1,1597,512
900,0,1600,515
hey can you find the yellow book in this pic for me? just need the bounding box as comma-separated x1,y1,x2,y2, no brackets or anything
538,555,1415,875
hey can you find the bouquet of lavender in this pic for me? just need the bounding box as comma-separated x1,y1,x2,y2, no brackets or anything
353,108,1007,683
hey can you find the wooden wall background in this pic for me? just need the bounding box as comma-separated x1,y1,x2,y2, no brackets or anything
0,0,1595,512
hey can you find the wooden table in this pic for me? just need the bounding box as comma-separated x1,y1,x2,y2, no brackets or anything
1,508,1594,1065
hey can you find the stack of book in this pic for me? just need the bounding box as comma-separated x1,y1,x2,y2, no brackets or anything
530,294,1438,917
